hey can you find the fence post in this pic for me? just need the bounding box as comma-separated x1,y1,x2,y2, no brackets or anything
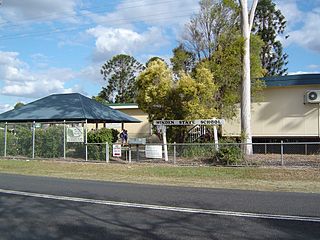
136,144,139,161
63,120,66,159
128,145,132,163
32,121,36,159
280,140,284,166
305,144,307,155
106,143,109,163
264,143,267,154
173,142,176,165
85,119,88,161
4,122,7,157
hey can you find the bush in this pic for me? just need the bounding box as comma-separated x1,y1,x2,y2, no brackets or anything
180,145,217,158
86,128,119,161
215,143,243,165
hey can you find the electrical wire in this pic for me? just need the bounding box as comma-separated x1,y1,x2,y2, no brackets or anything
0,0,194,28
0,9,196,41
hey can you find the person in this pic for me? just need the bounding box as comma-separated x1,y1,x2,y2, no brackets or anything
120,129,128,145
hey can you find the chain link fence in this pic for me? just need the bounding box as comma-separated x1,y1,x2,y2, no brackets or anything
0,122,319,167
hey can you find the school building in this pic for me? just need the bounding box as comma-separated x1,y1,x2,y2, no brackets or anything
109,74,320,142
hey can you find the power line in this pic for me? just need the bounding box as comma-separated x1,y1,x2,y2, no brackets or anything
0,0,193,28
0,9,196,41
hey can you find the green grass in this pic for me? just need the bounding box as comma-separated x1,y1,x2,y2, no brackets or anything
0,159,319,193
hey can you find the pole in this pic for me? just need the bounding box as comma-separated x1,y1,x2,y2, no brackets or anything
106,143,109,163
32,121,36,159
173,142,176,164
4,122,7,157
136,144,139,161
281,140,284,166
63,120,66,159
213,125,219,151
162,125,168,161
85,119,88,161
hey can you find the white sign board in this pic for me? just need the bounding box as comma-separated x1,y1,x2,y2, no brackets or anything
128,138,146,145
67,127,84,143
145,145,162,159
112,144,122,157
153,119,225,126
105,123,122,129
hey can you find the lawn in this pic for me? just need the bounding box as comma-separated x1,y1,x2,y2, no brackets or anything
0,159,319,193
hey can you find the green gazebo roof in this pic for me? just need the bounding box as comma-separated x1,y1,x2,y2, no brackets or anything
0,93,141,123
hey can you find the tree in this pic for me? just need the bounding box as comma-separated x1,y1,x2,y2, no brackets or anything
182,0,239,61
14,102,25,109
239,0,259,155
99,54,144,103
170,44,195,77
205,32,265,119
136,59,173,122
136,59,218,142
253,0,288,76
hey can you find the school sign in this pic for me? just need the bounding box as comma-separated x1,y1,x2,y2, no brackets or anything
153,119,225,126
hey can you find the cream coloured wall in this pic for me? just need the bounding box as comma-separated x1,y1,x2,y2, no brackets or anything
119,108,151,138
86,107,151,138
223,85,320,137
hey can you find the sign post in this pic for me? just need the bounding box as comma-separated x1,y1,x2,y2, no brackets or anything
153,119,225,161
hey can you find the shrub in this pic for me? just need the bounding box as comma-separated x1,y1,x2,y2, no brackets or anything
86,128,119,161
215,143,243,165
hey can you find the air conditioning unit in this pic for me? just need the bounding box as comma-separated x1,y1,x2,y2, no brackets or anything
305,90,320,104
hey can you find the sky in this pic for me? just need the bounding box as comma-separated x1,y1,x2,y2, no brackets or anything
0,0,319,113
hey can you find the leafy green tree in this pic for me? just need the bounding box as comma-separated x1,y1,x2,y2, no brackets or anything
252,0,288,76
136,59,173,122
136,59,218,142
182,0,239,61
170,44,195,77
14,102,25,109
99,54,144,103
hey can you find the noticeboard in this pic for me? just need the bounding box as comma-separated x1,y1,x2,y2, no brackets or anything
128,138,146,145
66,126,84,143
145,145,162,159
113,144,122,157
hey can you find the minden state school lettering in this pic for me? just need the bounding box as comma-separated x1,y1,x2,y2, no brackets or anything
153,119,224,126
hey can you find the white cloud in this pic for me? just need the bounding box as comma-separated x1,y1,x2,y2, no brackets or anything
276,1,320,53
0,51,78,98
0,103,13,113
0,0,78,24
87,26,169,62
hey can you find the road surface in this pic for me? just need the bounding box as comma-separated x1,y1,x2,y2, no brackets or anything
0,173,319,239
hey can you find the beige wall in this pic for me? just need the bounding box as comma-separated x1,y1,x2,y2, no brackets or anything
119,108,151,138
223,85,320,137
87,108,151,138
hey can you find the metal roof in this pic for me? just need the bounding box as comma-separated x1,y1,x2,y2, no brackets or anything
0,93,141,123
263,73,320,87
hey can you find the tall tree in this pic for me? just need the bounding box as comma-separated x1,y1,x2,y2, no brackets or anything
170,44,195,77
99,54,144,103
253,0,288,76
239,0,258,155
136,59,218,142
183,0,239,61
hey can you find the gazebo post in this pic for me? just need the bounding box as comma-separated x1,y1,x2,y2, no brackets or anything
85,119,88,161
63,120,66,159
4,122,7,157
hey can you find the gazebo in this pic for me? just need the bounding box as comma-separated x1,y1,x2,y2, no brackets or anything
0,93,141,160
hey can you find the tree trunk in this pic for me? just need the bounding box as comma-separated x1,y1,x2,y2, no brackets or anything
239,0,258,155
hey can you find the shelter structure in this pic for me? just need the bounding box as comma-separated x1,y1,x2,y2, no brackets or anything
0,93,140,123
0,93,141,160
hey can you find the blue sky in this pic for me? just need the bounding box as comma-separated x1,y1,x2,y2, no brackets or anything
0,0,319,113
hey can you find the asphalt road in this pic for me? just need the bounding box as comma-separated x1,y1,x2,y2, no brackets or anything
0,173,319,240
